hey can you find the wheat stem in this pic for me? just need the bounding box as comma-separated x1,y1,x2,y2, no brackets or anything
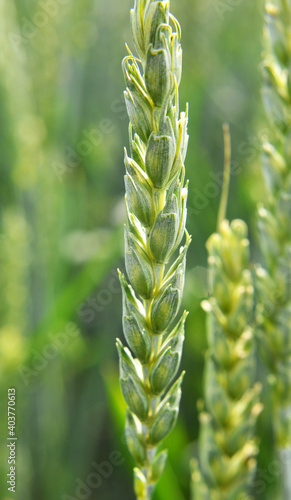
217,123,231,231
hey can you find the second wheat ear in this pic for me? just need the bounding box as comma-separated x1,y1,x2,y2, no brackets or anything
192,125,262,500
117,1,190,499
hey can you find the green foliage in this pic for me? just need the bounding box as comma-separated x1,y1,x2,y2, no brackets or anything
0,0,277,499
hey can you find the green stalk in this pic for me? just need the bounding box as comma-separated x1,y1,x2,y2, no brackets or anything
255,2,291,497
193,131,262,500
117,1,190,499
217,124,231,231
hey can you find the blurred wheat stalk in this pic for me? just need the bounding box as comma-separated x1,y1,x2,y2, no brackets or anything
117,1,190,498
192,127,262,500
0,1,98,499
255,1,291,497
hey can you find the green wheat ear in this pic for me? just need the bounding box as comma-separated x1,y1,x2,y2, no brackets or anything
255,2,291,495
117,1,190,499
193,126,262,500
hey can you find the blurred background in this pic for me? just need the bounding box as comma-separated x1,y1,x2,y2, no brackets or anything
0,0,280,499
